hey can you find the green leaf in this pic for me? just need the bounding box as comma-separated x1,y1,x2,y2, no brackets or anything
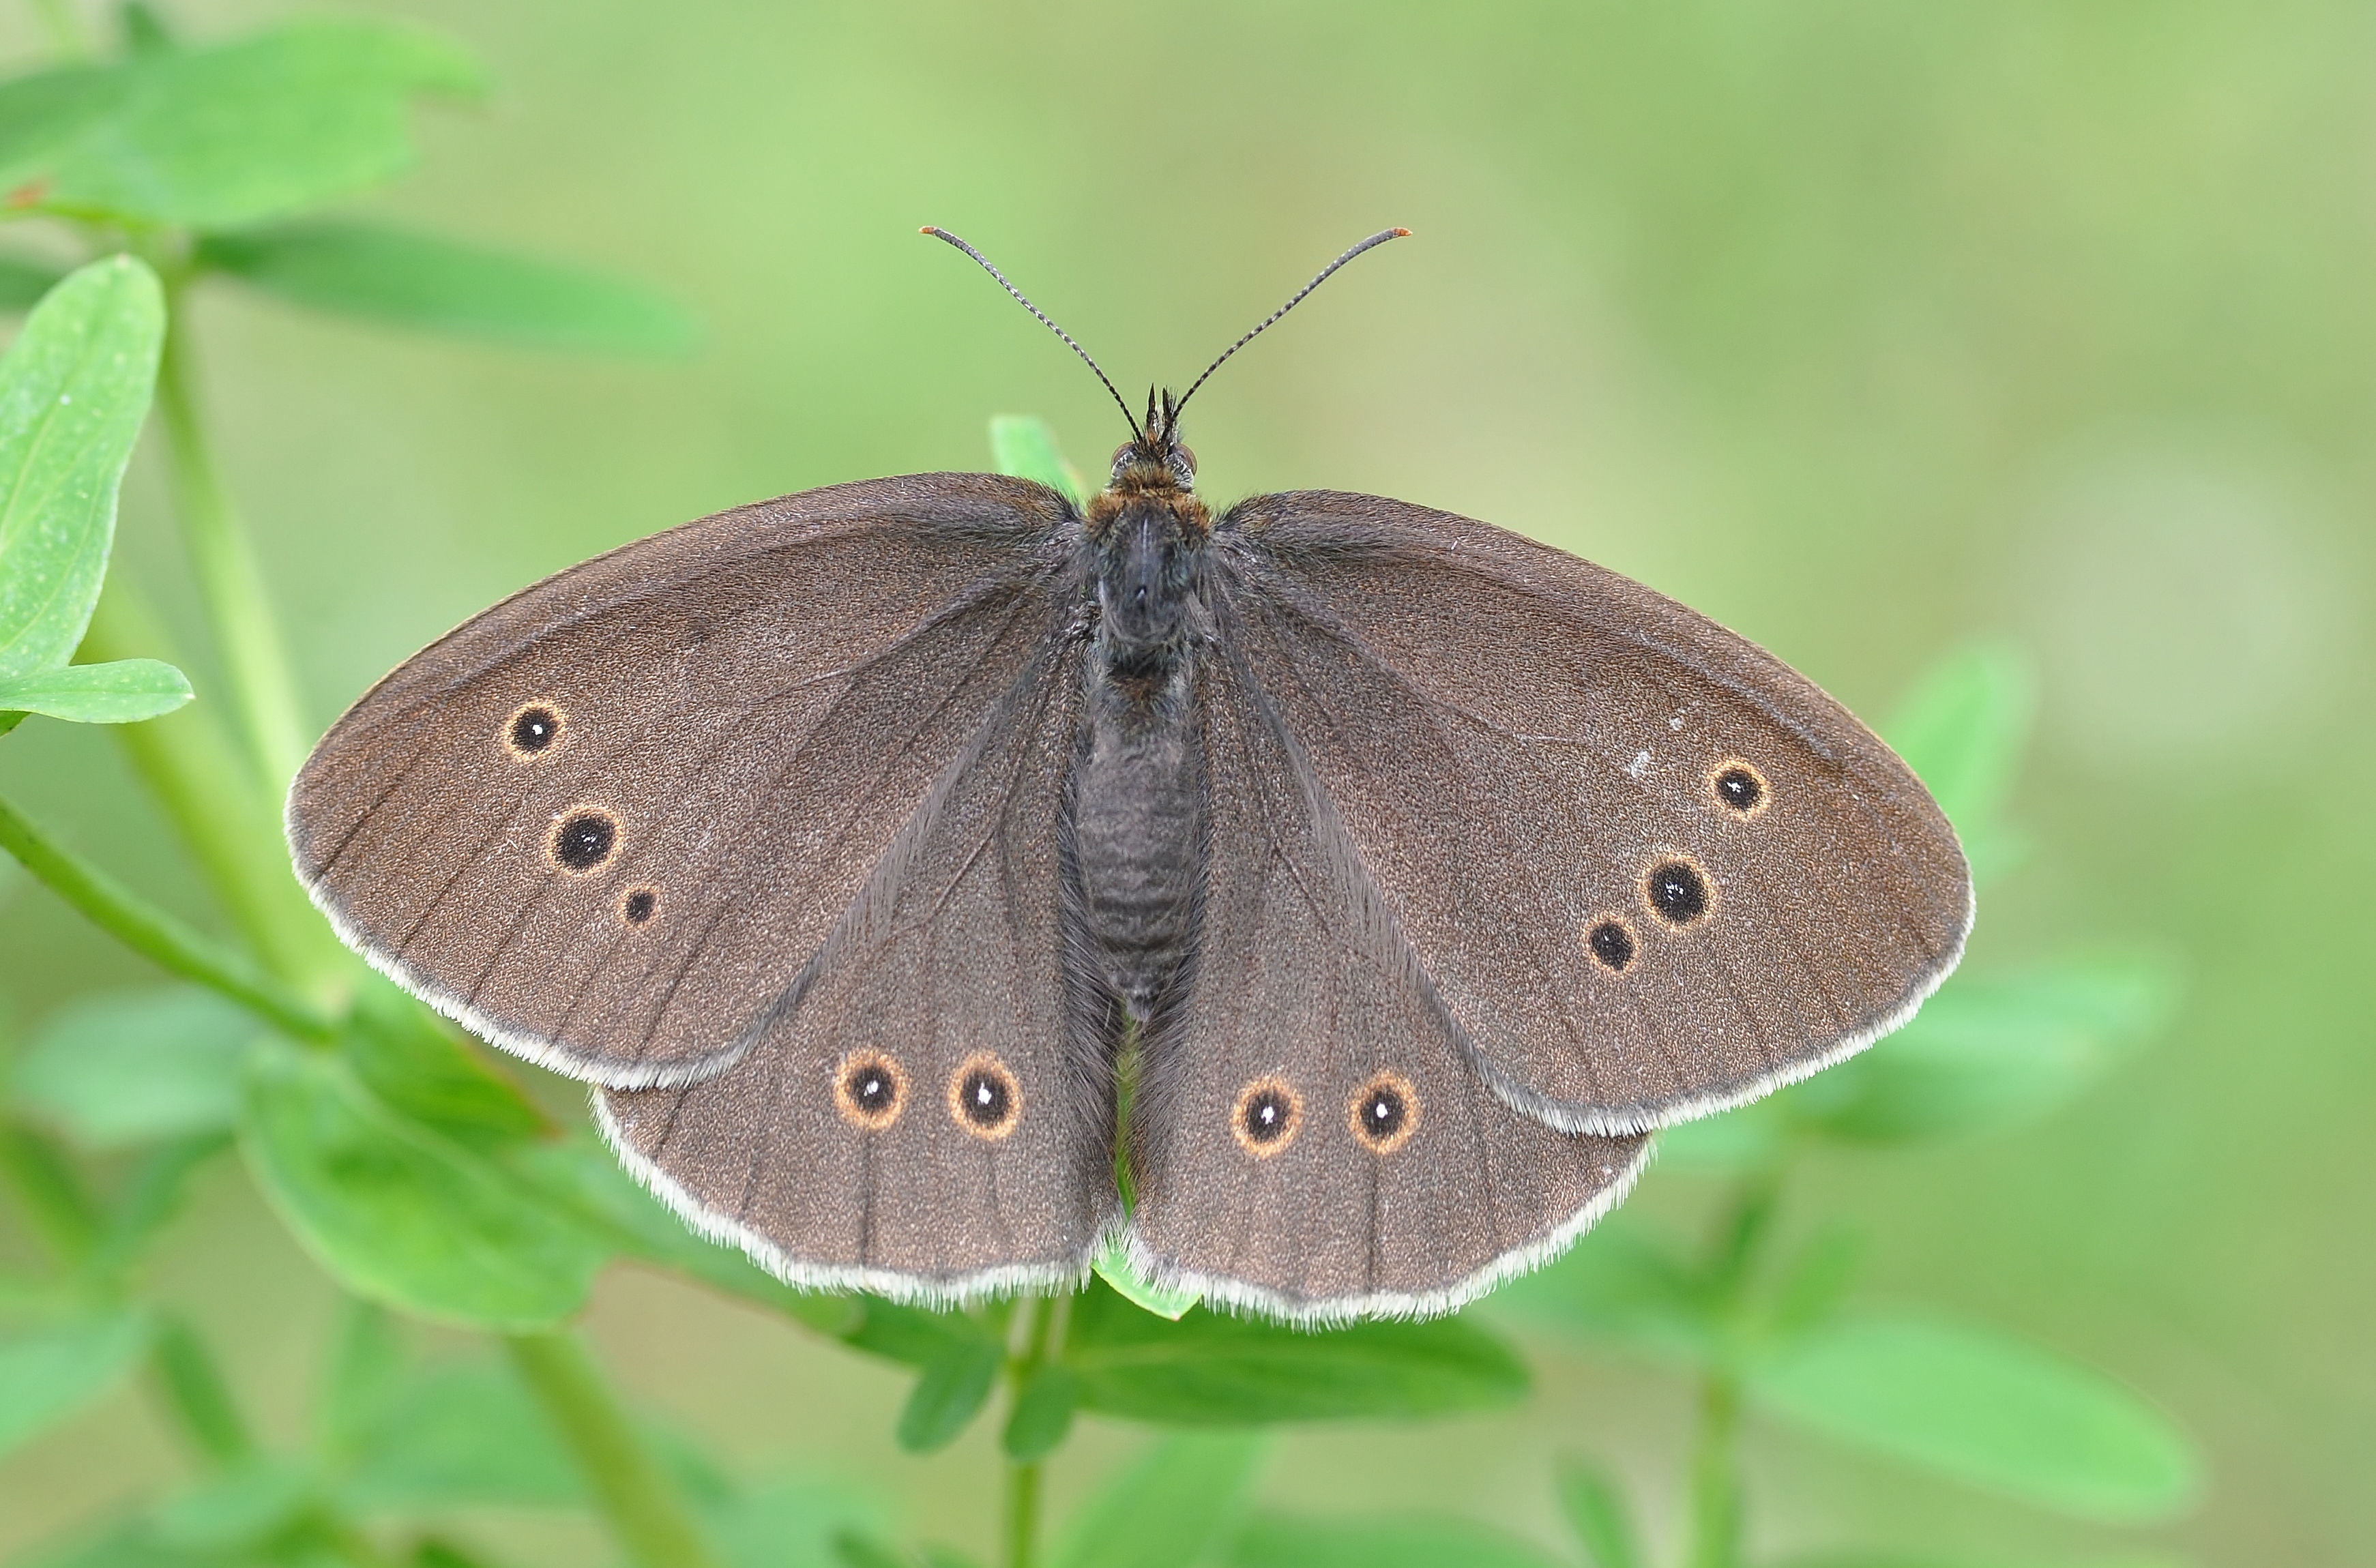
498,1136,853,1335
1061,1279,1529,1425
0,1308,151,1454
1781,955,2179,1145
0,255,164,687
1051,1433,1265,1568
0,21,482,228
1746,1313,2199,1520
10,985,254,1148
340,980,546,1151
239,1041,608,1330
1092,1238,1199,1319
0,658,191,724
0,256,65,310
1225,1513,1568,1568
1490,1226,1717,1364
149,1457,312,1552
894,1335,1001,1453
1883,644,2035,883
334,1362,582,1511
314,1299,408,1455
989,415,1089,505
1001,1364,1078,1461
1554,1455,1641,1568
196,221,694,355
707,1479,886,1568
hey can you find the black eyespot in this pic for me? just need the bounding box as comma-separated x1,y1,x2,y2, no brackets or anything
505,703,563,758
1349,1071,1418,1154
948,1053,1021,1141
1587,917,1637,972
1712,760,1769,817
834,1051,905,1131
548,809,619,874
621,887,658,926
1644,858,1711,926
1231,1077,1302,1157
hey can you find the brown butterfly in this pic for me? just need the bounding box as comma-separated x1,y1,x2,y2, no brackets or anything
287,229,1970,1323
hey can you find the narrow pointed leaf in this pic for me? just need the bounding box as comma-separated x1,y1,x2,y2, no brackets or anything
0,21,482,227
1746,1313,2198,1520
198,221,694,355
894,1335,1001,1453
1555,1456,1642,1568
0,1309,152,1454
1883,644,2035,883
1051,1433,1265,1568
0,658,192,724
1001,1364,1078,1461
989,415,1088,505
0,255,164,683
1093,1238,1199,1319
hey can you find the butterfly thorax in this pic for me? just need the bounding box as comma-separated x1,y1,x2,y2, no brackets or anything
1067,444,1212,1020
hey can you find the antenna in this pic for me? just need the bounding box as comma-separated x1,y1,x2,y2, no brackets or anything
1171,228,1411,422
922,227,1141,440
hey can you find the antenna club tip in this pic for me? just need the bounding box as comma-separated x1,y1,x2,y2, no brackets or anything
920,225,939,235
1392,228,1412,237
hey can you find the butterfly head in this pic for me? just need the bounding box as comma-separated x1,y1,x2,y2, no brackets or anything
1108,387,1199,496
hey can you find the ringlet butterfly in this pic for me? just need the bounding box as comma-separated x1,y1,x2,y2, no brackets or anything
288,228,1971,1322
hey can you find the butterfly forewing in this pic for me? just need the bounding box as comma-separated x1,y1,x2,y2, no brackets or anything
1126,636,1650,1322
287,475,1079,1088
598,635,1113,1297
1216,491,1972,1134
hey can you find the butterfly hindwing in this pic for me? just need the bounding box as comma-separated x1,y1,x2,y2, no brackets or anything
287,475,1079,1088
1215,490,1972,1134
597,634,1113,1297
1125,634,1649,1321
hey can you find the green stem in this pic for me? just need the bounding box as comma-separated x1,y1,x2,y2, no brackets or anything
155,290,312,799
1003,1292,1070,1568
1683,1372,1742,1568
504,1331,725,1568
80,585,347,994
0,790,336,1039
147,1313,256,1466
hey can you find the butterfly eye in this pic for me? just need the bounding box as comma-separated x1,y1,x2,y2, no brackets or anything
1230,1077,1303,1158
1347,1071,1420,1154
1641,857,1713,927
547,807,621,874
834,1050,907,1131
619,885,660,927
1710,759,1770,818
1585,916,1637,973
503,702,566,758
949,1052,1023,1140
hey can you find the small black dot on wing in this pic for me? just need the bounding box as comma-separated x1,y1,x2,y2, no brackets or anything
1586,917,1637,972
1711,759,1770,817
504,703,565,758
1642,857,1712,927
620,886,659,926
548,808,619,874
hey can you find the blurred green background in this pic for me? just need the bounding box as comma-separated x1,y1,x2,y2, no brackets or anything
1,1,2370,1564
